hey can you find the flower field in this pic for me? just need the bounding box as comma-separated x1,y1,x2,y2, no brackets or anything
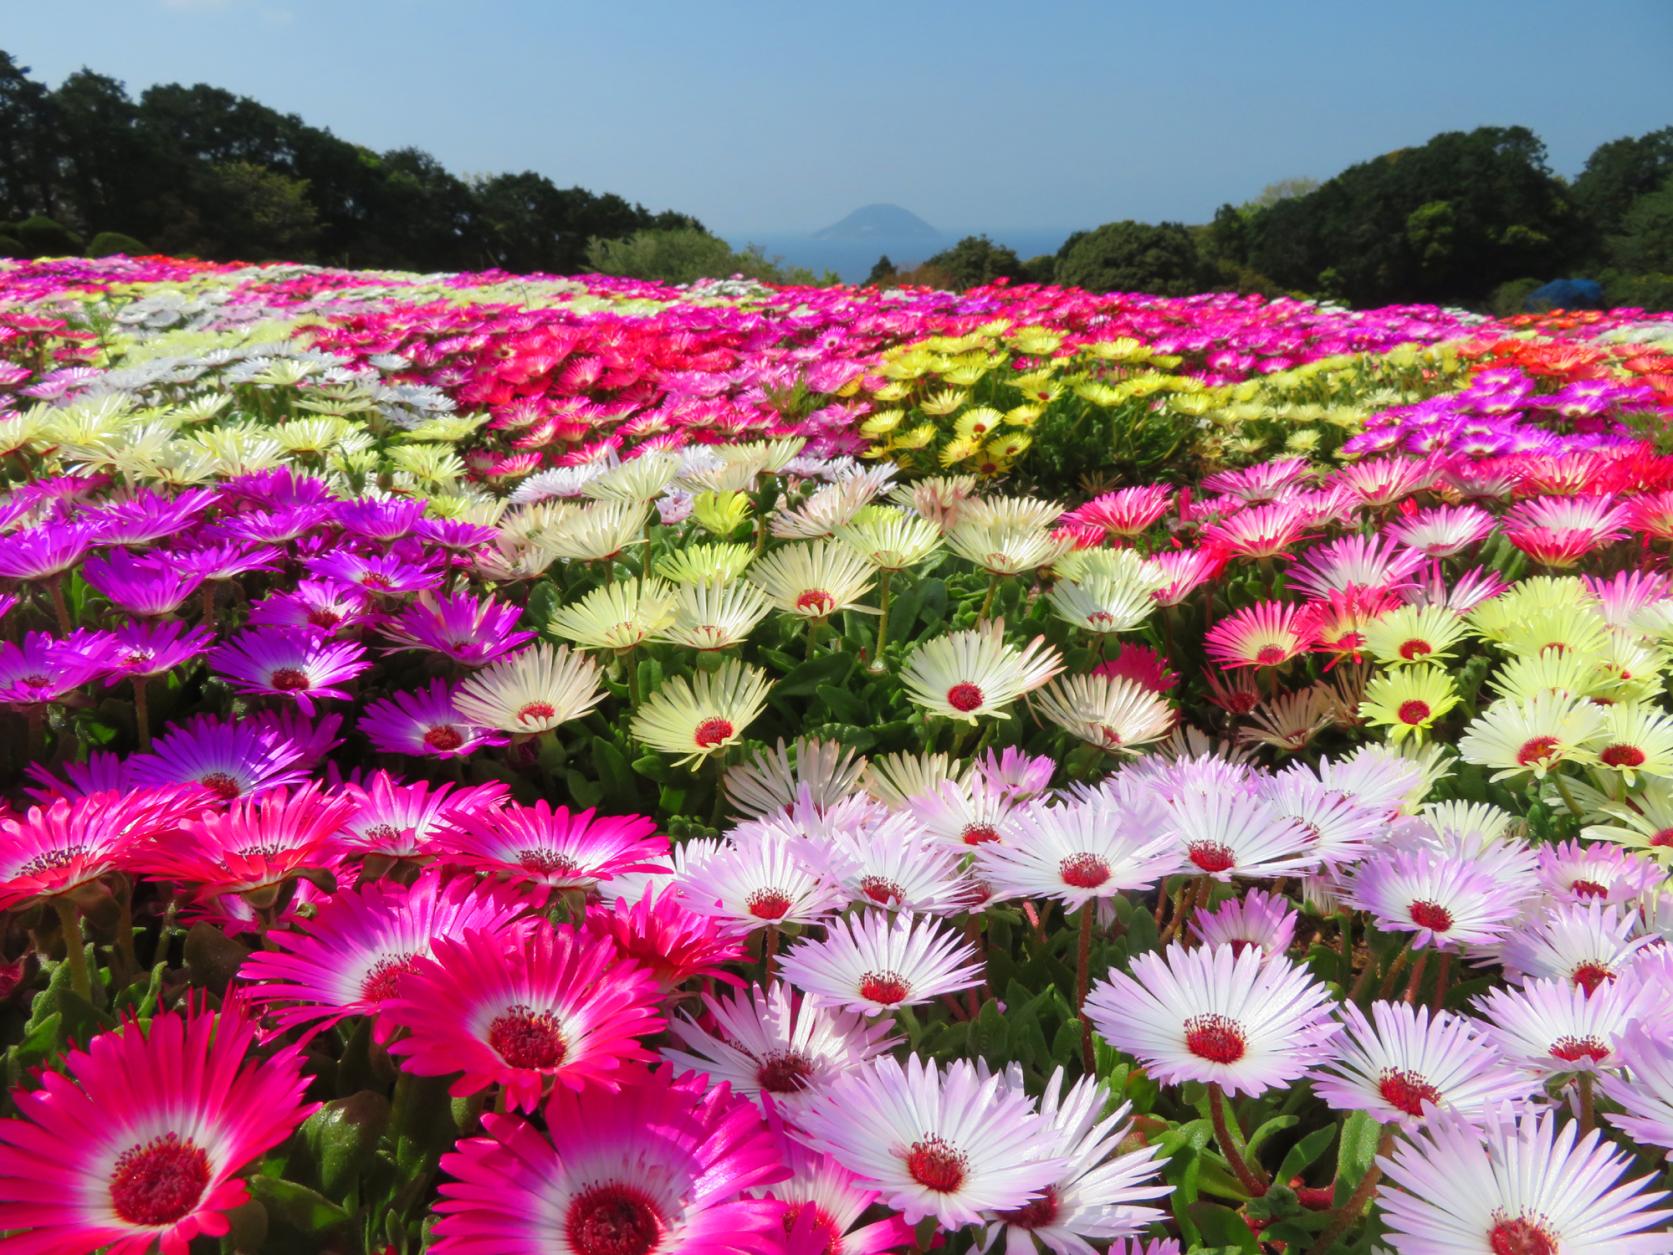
4,253,1673,1254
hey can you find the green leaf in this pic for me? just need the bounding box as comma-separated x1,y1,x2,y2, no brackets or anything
1277,1122,1340,1185
774,652,855,698
1187,1201,1260,1252
631,753,673,782
1246,1113,1299,1160
591,736,637,806
246,1176,352,1235
970,998,1007,1063
1332,1112,1385,1208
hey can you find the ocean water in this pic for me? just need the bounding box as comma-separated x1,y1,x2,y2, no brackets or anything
723,231,1075,283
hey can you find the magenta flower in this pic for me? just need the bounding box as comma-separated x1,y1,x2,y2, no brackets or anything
359,680,508,758
0,629,112,707
0,521,95,579
583,881,746,991
304,548,443,595
246,579,378,633
83,548,205,616
376,590,534,666
0,786,204,912
335,772,509,863
432,799,667,892
127,712,319,801
85,487,219,545
208,627,368,715
101,620,213,680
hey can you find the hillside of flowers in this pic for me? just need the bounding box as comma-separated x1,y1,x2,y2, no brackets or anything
3,253,1673,1255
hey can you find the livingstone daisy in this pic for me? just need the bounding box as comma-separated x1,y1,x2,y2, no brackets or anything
722,738,868,819
747,539,876,620
1084,944,1339,1097
433,1066,787,1255
1377,1106,1671,1254
974,796,1178,909
1601,1022,1673,1158
382,925,663,1110
1204,600,1309,670
1588,702,1673,785
660,982,898,1113
548,577,677,652
795,1054,1066,1228
207,627,368,716
1474,974,1652,1078
778,910,984,1015
630,659,772,767
1159,787,1319,880
1188,887,1297,960
820,812,972,914
452,642,606,734
679,832,846,932
899,620,1063,723
1362,604,1471,667
1496,901,1655,994
432,800,666,894
657,578,772,650
1347,847,1523,950
755,1139,915,1255
0,786,201,911
585,882,747,991
361,679,508,759
0,999,315,1255
376,589,535,666
1459,691,1609,781
1035,672,1177,754
1359,665,1460,741
1309,1000,1536,1126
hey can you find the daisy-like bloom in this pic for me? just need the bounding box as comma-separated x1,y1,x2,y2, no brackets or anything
127,783,354,906
747,539,876,621
945,516,1072,577
246,578,377,634
1046,572,1159,635
100,620,214,681
1286,533,1425,600
453,642,606,735
545,500,651,563
126,712,317,801
974,797,1178,910
973,746,1057,801
207,627,368,716
661,982,898,1114
586,882,746,990
382,926,663,1110
333,773,507,868
1256,771,1384,868
756,1139,915,1255
1474,975,1652,1078
0,786,203,912
237,873,533,1038
1084,943,1339,1097
0,520,94,579
836,511,943,571
0,999,314,1255
1189,888,1297,960
1204,600,1308,670
1093,642,1179,693
1535,839,1663,907
1601,1022,1673,1158
1160,787,1319,881
432,1065,787,1255
435,800,666,894
680,833,846,932
1588,702,1673,786
797,1054,1065,1228
903,774,1020,848
1332,454,1434,506
1458,691,1608,782
657,541,755,585
1296,585,1402,664
779,911,984,1015
304,548,443,596
1503,494,1630,567
1202,458,1312,504
0,629,112,707
1359,665,1460,742
1036,671,1177,755
376,590,534,667
549,577,678,652
723,738,868,819
1497,901,1655,994
823,817,972,915
864,750,962,810
361,680,509,759
1584,775,1673,862
1146,548,1224,607
631,659,772,768
1377,1106,1671,1255
900,620,1063,724
1362,604,1470,667
1069,484,1173,538
1310,1001,1536,1126
1387,503,1498,557
1347,847,1523,951
1198,500,1312,561
657,578,773,649
977,1067,1170,1255
81,548,204,617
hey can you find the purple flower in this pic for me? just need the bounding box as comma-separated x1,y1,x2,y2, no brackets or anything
248,579,379,634
82,548,204,616
0,522,95,579
334,497,426,542
376,590,534,666
126,711,328,800
208,627,369,715
0,630,112,707
84,487,219,545
360,680,507,758
102,620,214,680
304,549,443,596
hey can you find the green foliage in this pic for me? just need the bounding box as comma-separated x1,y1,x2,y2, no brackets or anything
1602,269,1673,314
12,213,82,257
85,230,149,257
922,234,1024,288
1607,177,1673,274
1489,276,1543,316
202,162,320,261
586,227,786,285
1054,219,1207,295
0,233,21,258
865,253,896,285
1572,126,1673,242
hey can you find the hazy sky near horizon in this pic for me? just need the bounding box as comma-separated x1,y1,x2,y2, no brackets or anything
4,0,1670,237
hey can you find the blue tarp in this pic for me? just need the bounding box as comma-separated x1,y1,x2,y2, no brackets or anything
1525,278,1605,311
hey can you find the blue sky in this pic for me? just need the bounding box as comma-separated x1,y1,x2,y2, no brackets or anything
3,0,1670,236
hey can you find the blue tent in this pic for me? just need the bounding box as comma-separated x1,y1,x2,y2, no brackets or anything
1525,278,1604,311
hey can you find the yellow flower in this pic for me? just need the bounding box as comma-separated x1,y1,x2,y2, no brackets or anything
860,409,905,436
693,490,753,539
1007,327,1063,356
919,388,968,417
893,424,937,450
953,407,1005,441
1083,337,1147,362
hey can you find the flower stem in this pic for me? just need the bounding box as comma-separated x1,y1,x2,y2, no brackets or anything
131,675,152,752
1378,939,1414,1000
977,573,1001,622
1077,904,1095,1074
1430,949,1452,1011
1402,947,1430,1005
1306,1126,1395,1255
764,923,780,987
48,573,72,634
1209,1082,1268,1197
1553,771,1584,818
50,896,92,1001
1578,1071,1595,1136
868,569,893,674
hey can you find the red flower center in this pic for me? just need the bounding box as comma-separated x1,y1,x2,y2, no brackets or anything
755,1050,815,1094
1408,899,1454,932
18,845,84,876
906,1136,967,1193
961,824,1000,845
197,771,243,800
859,875,903,905
359,953,420,1003
1188,842,1236,873
1550,1036,1610,1063
109,1133,211,1227
517,848,580,876
1059,853,1111,888
1652,828,1673,848
487,1004,567,1069
1255,645,1288,666
1377,1068,1443,1116
1488,1215,1556,1255
1515,735,1561,766
795,589,835,615
306,609,342,628
516,701,557,725
995,1184,1061,1230
1599,743,1646,768
1184,1013,1247,1063
1397,699,1432,725
1398,639,1432,659
693,717,734,748
268,666,311,691
747,889,793,920
1569,879,1609,900
565,1183,664,1255
423,725,465,751
858,969,911,1004
946,682,985,712
780,1203,843,1254
1571,963,1613,995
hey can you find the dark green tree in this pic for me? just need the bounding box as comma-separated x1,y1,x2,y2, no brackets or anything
865,254,896,285
1572,128,1673,242
922,235,1024,288
1609,177,1673,274
0,52,54,222
1054,220,1206,295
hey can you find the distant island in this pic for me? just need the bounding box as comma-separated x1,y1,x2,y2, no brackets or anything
812,204,943,241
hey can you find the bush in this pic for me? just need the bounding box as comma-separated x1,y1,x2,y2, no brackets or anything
1489,277,1543,316
1602,270,1673,313
921,235,1024,289
585,228,835,287
85,231,149,257
0,234,22,259
1054,220,1206,295
11,214,83,257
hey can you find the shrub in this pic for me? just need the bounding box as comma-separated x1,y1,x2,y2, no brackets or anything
921,235,1024,289
1054,220,1206,295
85,231,149,257
11,214,83,257
1489,277,1543,316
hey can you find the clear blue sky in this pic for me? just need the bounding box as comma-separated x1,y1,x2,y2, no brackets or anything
3,0,1670,236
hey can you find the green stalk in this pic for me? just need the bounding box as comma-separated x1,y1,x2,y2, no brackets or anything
868,569,894,674
51,896,92,1000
